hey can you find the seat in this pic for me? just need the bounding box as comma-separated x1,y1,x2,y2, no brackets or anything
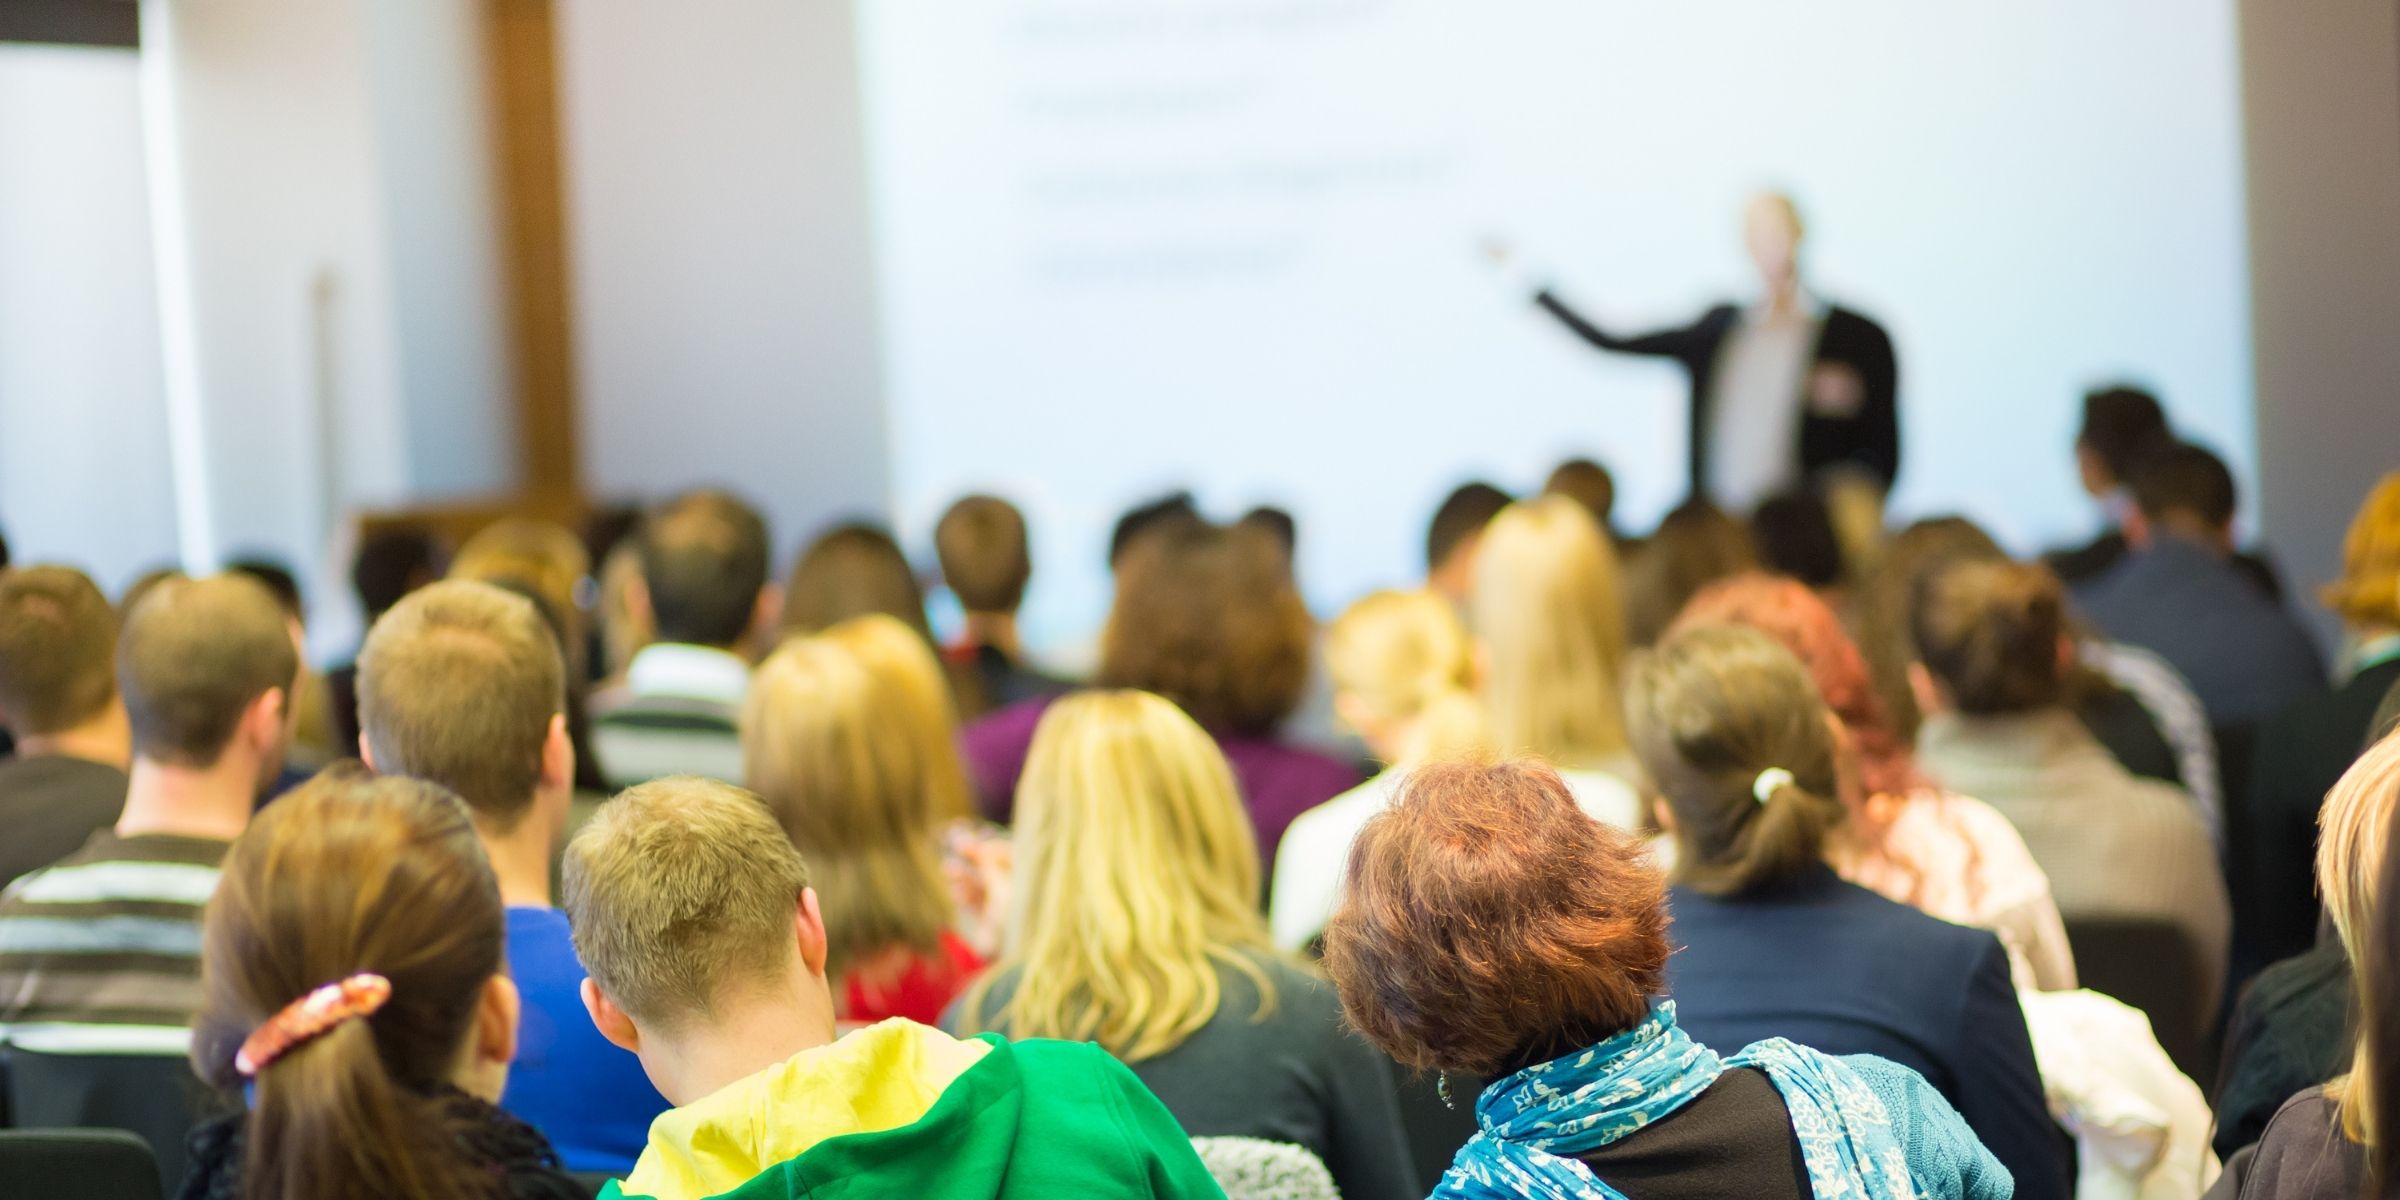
0,1043,230,1199
2062,914,2218,1084
0,1129,161,1200
1189,1136,1339,1200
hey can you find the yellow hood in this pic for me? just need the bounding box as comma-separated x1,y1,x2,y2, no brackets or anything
622,1018,992,1200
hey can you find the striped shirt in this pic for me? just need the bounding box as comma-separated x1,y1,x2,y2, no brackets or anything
0,831,229,1054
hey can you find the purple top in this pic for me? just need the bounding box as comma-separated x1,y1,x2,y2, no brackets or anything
960,695,1362,877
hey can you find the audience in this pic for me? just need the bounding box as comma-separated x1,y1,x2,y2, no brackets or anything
323,527,443,758
0,573,295,1051
744,631,983,1025
1322,758,2012,1200
590,490,772,788
935,494,1071,711
1911,559,2231,1034
1623,498,1757,647
1542,456,1617,538
1422,480,1512,606
1626,624,2068,1197
356,579,668,1174
951,691,1416,1200
1268,589,1486,952
961,515,1357,876
183,767,584,1199
0,566,131,890
2074,440,2324,727
562,775,1224,1200
1669,574,2076,990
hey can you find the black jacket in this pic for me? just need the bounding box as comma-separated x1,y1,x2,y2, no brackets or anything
1532,293,1901,497
179,1088,593,1200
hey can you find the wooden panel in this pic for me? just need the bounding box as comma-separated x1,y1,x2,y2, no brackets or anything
484,0,581,501
0,0,139,48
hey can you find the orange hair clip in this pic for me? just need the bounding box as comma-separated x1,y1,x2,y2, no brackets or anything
234,973,392,1077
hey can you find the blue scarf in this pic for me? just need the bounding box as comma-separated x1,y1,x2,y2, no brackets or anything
1436,1003,1938,1200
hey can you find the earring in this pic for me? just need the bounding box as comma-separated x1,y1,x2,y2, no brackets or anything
1437,1072,1456,1110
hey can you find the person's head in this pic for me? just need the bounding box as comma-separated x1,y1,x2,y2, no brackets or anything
1239,506,1298,568
119,574,298,785
190,767,517,1200
1623,499,1757,647
1322,759,1669,1078
356,581,569,840
2323,471,2400,638
2074,385,2169,499
2125,440,2238,552
0,565,120,738
120,565,184,618
596,541,654,680
562,777,827,1101
1108,492,1200,570
961,690,1272,1063
635,489,773,651
350,530,442,624
1669,573,1917,802
2318,728,2400,1148
1470,495,1629,766
822,613,973,826
1626,626,1847,898
1743,191,1805,294
1099,517,1312,737
1853,516,2009,741
935,495,1032,618
1424,481,1513,604
1325,589,1485,766
1911,559,2071,718
780,522,934,644
1749,492,1846,589
226,557,305,629
450,518,589,644
1543,458,1617,534
742,634,951,975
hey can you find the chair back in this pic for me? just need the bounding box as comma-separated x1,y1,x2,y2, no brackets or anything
0,1043,229,1199
2062,914,2218,1083
0,1128,161,1200
1189,1136,1339,1200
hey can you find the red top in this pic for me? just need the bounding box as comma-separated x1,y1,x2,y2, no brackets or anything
840,931,986,1026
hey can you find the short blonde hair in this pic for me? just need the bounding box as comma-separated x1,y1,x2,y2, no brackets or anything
357,581,562,830
1470,496,1630,766
561,776,809,1030
1325,590,1485,764
742,634,953,975
2320,728,2400,1142
957,690,1276,1062
822,613,974,826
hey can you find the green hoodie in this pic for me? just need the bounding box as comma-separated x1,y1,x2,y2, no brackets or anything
602,1019,1226,1200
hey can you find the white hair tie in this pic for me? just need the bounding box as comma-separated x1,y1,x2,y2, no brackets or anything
1752,768,1795,806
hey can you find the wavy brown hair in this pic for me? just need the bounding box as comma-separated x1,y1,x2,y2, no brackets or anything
1099,517,1312,736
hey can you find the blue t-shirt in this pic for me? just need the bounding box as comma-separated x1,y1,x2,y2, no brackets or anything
500,906,670,1174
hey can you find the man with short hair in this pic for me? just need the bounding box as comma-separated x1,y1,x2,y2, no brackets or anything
936,495,1070,710
2074,441,2324,726
357,580,667,1173
0,574,295,1052
562,776,1222,1200
0,567,132,890
1424,481,1512,607
590,490,775,787
2046,385,2170,586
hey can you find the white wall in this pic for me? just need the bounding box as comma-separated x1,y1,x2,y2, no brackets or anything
554,0,892,559
0,44,180,593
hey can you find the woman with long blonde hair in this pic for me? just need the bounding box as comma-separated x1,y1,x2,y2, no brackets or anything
742,634,982,1025
948,690,1417,1200
1269,590,1485,951
1468,494,1642,828
823,612,975,827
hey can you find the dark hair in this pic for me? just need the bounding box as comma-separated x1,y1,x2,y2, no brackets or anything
1109,492,1200,569
1100,518,1311,736
191,766,510,1200
1544,459,1617,532
2077,385,2169,483
225,557,304,625
1425,482,1513,574
1322,759,1669,1078
1239,506,1297,563
352,531,442,621
780,522,934,644
0,566,119,735
1624,500,1757,647
1853,516,2009,742
638,489,770,648
2128,440,2237,531
1912,559,2069,715
935,495,1031,614
1625,625,1846,897
1749,493,1846,587
0,526,10,570
119,574,299,766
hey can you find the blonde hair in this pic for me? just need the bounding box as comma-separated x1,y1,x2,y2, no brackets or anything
1325,590,1486,764
742,635,953,976
451,518,589,628
958,690,1277,1062
2320,728,2400,1144
822,613,974,826
2324,472,2400,633
1470,496,1630,766
561,776,810,1031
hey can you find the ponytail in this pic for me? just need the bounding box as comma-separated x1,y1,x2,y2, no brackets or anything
241,1017,479,1200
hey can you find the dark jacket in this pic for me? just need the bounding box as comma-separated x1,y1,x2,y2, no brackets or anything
1665,865,2070,1200
1531,293,1901,495
2212,942,2352,1160
2204,1087,2364,1200
179,1088,592,1200
2073,534,2326,728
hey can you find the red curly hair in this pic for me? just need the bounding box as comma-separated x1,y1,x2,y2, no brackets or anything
1321,760,1669,1078
1669,572,1922,800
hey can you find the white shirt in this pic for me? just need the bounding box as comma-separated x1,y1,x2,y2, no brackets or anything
1705,297,1824,512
